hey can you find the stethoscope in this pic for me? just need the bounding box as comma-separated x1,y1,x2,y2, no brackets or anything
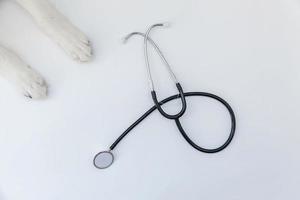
93,23,236,169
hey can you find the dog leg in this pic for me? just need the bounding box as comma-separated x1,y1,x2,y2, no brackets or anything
0,46,47,99
15,0,92,62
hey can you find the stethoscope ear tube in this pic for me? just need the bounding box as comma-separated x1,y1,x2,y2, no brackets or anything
151,83,187,119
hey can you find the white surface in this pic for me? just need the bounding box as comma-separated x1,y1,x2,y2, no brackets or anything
0,0,299,199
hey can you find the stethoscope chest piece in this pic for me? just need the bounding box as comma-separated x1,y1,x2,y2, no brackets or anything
93,151,114,169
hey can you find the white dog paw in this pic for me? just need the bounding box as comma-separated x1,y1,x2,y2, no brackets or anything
17,66,48,99
0,47,48,99
36,13,92,62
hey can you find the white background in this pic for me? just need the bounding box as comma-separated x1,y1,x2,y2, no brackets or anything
0,0,299,199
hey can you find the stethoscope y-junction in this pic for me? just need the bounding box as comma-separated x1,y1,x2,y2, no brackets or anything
93,23,236,169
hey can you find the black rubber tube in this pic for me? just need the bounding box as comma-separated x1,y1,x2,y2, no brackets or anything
110,92,236,153
175,93,236,153
151,83,187,119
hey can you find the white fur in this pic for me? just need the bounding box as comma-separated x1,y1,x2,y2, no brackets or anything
0,46,47,99
0,0,92,99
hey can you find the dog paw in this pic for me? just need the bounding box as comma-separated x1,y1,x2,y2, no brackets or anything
17,66,48,99
36,13,92,62
0,47,48,99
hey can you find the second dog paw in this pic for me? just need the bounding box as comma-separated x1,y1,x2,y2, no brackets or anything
0,46,48,99
18,66,48,99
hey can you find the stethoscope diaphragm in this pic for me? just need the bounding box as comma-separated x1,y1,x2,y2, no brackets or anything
93,151,114,169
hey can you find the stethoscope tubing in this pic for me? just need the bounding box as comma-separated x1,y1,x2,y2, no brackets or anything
110,91,236,153
175,92,236,153
151,83,187,119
